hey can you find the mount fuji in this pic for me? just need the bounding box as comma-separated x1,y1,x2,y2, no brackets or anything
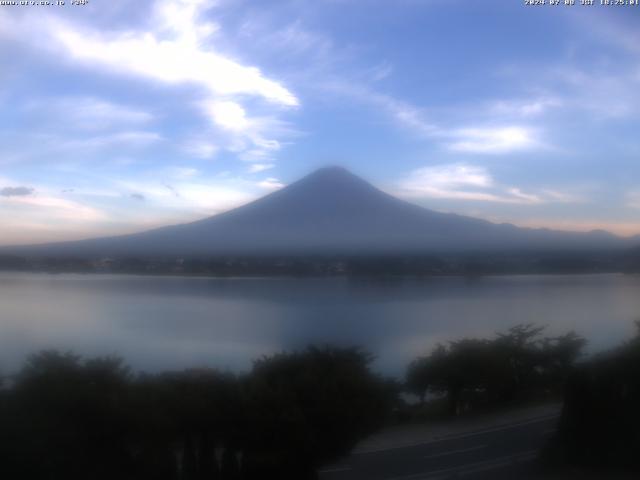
3,166,630,257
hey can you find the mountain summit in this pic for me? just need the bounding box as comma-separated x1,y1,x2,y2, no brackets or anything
4,167,628,257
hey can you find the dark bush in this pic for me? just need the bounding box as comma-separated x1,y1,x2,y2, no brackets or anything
0,346,396,479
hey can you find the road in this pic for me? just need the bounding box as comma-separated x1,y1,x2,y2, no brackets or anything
318,413,559,480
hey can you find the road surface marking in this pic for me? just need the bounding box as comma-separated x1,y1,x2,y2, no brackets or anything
385,450,538,480
355,413,559,455
422,444,487,460
318,466,352,474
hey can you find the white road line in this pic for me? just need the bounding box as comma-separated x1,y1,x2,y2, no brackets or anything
318,466,352,474
422,444,487,460
385,450,538,480
355,413,559,455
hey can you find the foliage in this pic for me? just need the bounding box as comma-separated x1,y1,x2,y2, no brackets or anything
242,347,396,478
405,324,587,416
0,347,395,480
546,322,640,472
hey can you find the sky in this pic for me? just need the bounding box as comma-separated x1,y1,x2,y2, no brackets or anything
1,0,639,245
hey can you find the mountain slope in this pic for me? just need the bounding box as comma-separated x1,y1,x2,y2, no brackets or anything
3,167,630,257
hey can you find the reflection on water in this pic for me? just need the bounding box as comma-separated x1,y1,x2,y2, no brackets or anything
1,272,639,376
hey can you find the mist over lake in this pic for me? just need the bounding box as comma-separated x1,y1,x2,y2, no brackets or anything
2,272,638,376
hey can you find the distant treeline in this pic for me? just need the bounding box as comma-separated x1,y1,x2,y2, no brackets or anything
0,250,636,276
0,323,595,479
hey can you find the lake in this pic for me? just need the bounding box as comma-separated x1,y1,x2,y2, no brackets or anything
1,272,639,376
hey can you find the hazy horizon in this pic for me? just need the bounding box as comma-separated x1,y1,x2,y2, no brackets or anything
2,165,639,249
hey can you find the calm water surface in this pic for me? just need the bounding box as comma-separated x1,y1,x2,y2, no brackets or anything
1,272,639,376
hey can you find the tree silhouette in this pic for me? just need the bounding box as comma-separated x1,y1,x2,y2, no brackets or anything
242,346,397,479
547,322,640,473
406,325,586,416
0,346,396,479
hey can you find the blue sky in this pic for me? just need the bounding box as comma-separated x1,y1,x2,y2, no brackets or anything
1,0,639,245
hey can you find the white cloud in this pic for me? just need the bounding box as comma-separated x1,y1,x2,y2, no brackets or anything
506,188,541,205
400,164,507,202
447,126,539,154
116,177,254,213
248,163,275,173
325,81,437,137
403,164,492,192
205,101,250,131
0,1,299,166
220,114,299,163
323,81,545,154
166,183,253,212
0,182,146,245
52,9,298,107
540,189,585,204
257,177,285,191
497,61,640,124
1,192,106,222
399,164,578,205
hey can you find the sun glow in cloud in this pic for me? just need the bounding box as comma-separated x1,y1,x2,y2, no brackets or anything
53,10,298,108
206,101,251,131
0,0,299,165
447,127,539,154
